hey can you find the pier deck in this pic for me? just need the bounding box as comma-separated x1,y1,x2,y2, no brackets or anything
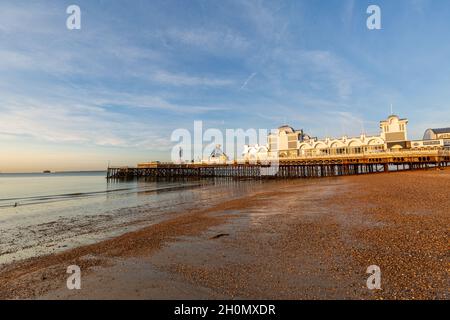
107,150,450,180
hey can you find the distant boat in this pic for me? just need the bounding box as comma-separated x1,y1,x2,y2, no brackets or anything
43,170,51,174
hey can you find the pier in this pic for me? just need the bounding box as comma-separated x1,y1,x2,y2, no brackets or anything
107,150,450,180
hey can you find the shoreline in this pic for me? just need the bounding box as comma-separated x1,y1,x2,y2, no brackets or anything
0,169,449,299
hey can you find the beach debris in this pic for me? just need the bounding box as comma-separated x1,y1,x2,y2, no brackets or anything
209,233,230,240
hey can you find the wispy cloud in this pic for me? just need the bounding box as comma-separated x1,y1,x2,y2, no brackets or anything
410,0,431,13
341,0,355,26
151,70,234,87
0,88,227,149
163,28,251,53
296,50,363,99
0,2,59,34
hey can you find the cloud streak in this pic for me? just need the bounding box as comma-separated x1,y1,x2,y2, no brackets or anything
239,72,257,90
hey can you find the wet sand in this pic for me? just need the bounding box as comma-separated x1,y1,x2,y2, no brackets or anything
0,169,449,300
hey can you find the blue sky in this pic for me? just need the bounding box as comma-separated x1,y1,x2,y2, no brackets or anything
1,0,449,172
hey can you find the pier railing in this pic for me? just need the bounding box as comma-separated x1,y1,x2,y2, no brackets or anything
107,149,450,180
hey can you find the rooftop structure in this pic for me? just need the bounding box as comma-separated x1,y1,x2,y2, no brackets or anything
423,128,450,140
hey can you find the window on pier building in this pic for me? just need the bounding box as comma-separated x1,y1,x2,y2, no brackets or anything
269,143,278,151
349,147,362,154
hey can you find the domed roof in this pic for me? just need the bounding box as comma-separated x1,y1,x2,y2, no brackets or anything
423,127,450,140
278,125,295,134
427,127,450,134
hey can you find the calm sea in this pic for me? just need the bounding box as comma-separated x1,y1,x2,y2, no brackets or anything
0,171,194,208
0,172,261,265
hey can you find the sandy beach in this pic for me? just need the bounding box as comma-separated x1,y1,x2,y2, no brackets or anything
0,169,448,300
